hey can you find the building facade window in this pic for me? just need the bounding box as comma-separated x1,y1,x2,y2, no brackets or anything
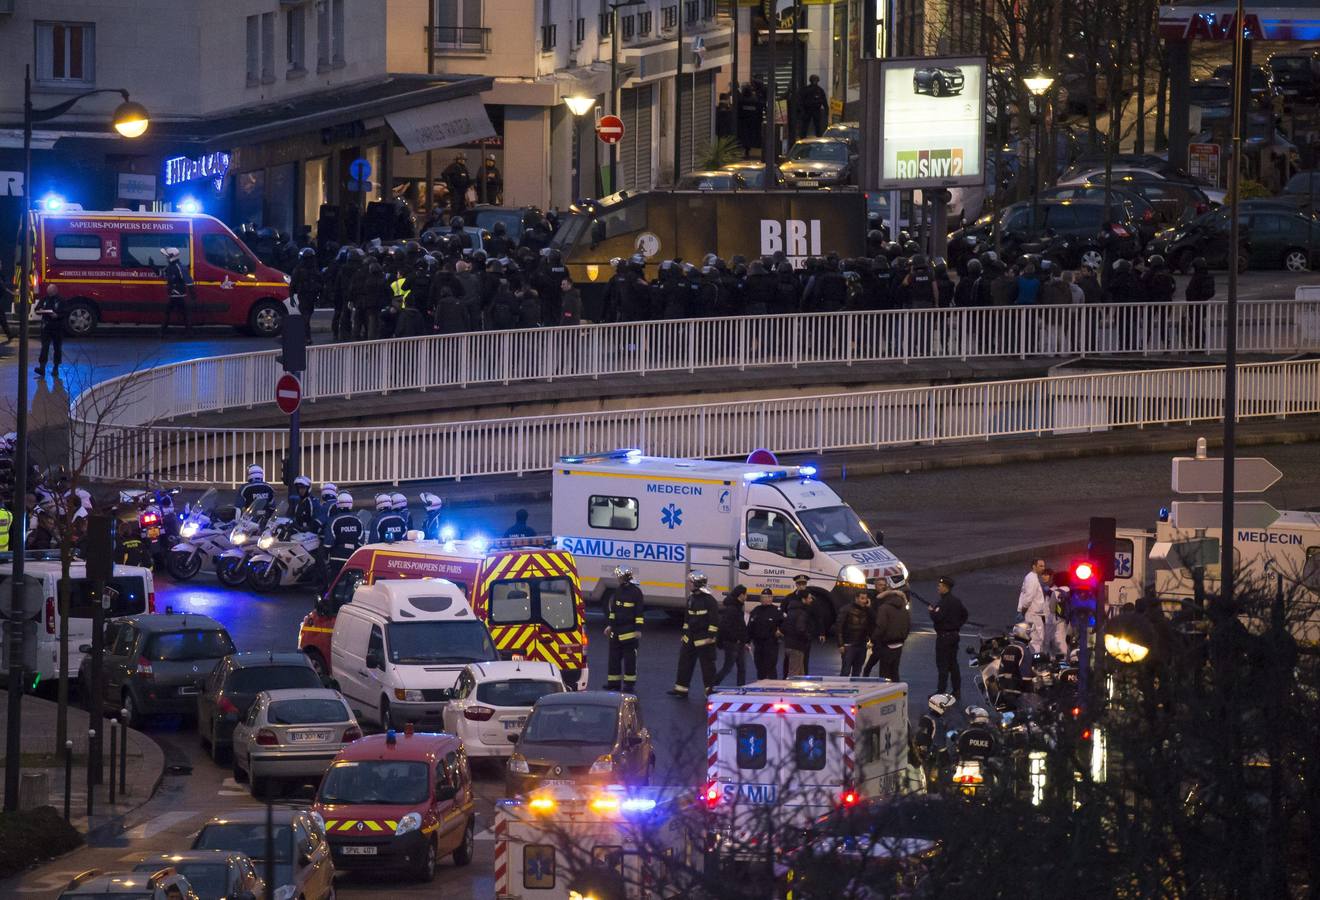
435,0,485,49
317,0,331,68
701,0,714,20
332,0,346,65
598,0,612,39
286,6,306,75
35,22,94,86
246,15,260,85
662,5,677,30
621,14,634,40
684,0,697,25
261,12,276,83
638,10,651,34
541,24,557,50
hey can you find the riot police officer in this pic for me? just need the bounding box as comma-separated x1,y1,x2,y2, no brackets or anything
285,475,318,533
419,492,446,540
289,247,322,341
604,566,645,691
667,572,720,699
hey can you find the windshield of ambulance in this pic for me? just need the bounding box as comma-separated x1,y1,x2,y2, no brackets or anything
318,760,429,805
385,620,497,665
488,578,576,631
795,505,876,552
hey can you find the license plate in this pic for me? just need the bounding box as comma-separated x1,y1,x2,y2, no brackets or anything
290,730,333,743
797,179,819,187
542,779,576,787
502,717,526,731
340,845,376,856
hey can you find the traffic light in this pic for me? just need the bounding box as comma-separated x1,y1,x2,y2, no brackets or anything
1071,560,1099,592
1088,517,1117,583
277,320,306,373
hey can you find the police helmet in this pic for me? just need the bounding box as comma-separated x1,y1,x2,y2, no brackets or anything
911,253,929,268
1113,258,1132,273
450,216,465,229
928,693,957,716
965,706,992,726
966,258,983,276
298,247,316,261
629,253,645,266
390,492,407,511
867,229,884,243
609,257,623,269
336,492,354,509
405,240,422,255
1148,254,1166,269
346,247,366,261
374,493,392,511
903,241,921,256
247,464,265,482
321,483,339,502
1011,622,1032,642
294,475,311,490
420,492,443,512
614,565,634,582
688,571,708,588
873,254,890,271
492,221,507,235
420,231,440,248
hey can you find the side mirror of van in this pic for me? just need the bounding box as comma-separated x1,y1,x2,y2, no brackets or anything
365,650,383,670
873,529,885,545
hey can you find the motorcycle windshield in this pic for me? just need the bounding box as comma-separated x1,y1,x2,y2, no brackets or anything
194,488,219,514
243,497,269,519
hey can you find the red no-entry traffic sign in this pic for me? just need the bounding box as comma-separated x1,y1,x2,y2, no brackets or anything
596,114,625,144
275,372,302,415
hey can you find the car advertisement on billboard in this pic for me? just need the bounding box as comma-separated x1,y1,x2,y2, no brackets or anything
877,56,986,189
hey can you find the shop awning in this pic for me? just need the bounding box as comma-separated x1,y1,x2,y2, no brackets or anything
385,94,495,153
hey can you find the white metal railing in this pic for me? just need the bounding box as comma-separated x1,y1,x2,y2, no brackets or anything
72,300,1320,429
77,359,1320,486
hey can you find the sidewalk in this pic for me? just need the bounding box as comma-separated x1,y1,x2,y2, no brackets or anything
0,690,164,835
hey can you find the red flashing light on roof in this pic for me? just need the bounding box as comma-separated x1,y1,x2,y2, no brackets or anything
772,702,791,713
702,782,721,808
840,790,859,807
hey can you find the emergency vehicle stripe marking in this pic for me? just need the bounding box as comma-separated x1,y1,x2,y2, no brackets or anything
386,820,398,830
494,814,509,896
364,820,382,831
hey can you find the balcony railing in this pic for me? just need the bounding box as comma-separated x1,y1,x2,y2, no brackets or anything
429,25,491,53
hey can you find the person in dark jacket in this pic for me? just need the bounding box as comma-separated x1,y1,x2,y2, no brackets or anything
289,247,323,341
432,283,471,334
781,589,816,677
835,592,875,676
742,260,776,315
953,259,980,308
33,284,67,379
1143,254,1177,349
714,585,750,685
797,74,829,137
1184,256,1214,351
863,587,911,680
1077,264,1102,304
929,576,969,697
736,85,764,158
668,572,721,697
747,588,784,679
160,246,193,336
559,278,582,326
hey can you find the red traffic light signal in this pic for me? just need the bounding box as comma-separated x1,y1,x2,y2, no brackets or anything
1071,560,1099,589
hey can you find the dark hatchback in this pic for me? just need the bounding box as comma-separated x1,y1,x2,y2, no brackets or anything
81,614,235,726
1150,206,1320,272
197,652,323,762
505,691,654,796
948,198,1140,271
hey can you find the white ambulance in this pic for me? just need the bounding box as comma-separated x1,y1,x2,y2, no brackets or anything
552,450,908,610
493,784,698,899
703,677,920,861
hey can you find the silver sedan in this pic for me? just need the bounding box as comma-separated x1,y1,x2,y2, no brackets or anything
231,688,361,798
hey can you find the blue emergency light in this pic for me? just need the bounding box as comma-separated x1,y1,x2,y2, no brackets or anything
40,194,65,212
743,465,818,484
178,197,202,214
560,448,644,464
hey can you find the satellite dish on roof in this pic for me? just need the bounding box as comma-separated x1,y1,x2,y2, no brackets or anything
747,449,778,466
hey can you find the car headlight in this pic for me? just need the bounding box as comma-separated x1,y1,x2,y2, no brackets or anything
395,811,422,836
309,811,325,833
283,273,292,285
257,534,275,550
508,753,530,774
394,688,424,702
273,886,297,900
231,529,247,545
589,754,614,774
838,565,866,587
179,522,198,539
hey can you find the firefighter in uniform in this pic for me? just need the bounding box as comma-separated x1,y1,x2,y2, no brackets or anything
667,572,720,698
604,566,644,691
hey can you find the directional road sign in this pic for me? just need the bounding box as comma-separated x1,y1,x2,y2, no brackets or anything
596,114,625,144
1171,456,1283,494
1169,500,1280,530
275,372,302,415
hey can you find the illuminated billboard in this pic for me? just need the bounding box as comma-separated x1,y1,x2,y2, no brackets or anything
876,56,986,189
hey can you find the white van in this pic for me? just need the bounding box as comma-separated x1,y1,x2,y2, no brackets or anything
0,555,155,682
329,579,500,730
552,450,908,609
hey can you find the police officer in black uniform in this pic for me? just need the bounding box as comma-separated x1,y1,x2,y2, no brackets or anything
604,566,645,691
289,247,322,341
236,464,276,510
747,588,785,679
284,475,318,533
667,572,721,698
322,492,363,581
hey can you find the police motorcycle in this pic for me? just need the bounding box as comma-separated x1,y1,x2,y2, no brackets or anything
967,622,1039,713
215,498,271,587
166,489,236,580
117,483,181,569
244,516,324,591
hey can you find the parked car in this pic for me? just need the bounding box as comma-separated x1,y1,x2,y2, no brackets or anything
506,690,654,796
81,614,235,726
965,198,1141,270
1061,161,1226,205
231,688,361,798
721,160,785,189
675,170,748,191
823,121,860,144
1281,170,1320,203
1035,184,1161,242
1211,63,1280,111
192,809,334,900
1079,176,1212,227
781,137,857,187
133,851,264,900
1189,78,1233,122
59,869,199,900
442,661,564,758
1152,206,1320,272
1268,51,1320,104
313,731,476,882
197,652,323,763
913,65,965,97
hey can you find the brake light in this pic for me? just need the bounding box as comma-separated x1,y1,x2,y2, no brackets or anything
45,597,55,635
463,705,495,721
255,728,279,746
135,656,154,677
148,592,156,614
772,702,791,713
141,512,160,526
341,726,363,743
1143,209,1154,222
217,696,239,716
702,781,721,808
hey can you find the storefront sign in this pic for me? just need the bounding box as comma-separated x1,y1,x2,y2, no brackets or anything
0,171,23,197
117,173,157,201
1188,143,1221,188
164,151,231,186
386,95,496,154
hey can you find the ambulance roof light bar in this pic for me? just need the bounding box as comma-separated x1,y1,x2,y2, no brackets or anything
743,464,818,483
560,448,644,464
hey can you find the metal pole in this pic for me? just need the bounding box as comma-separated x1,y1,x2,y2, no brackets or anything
425,4,435,216
6,66,34,813
610,8,619,193
264,800,275,900
674,3,684,181
107,718,116,805
63,740,72,821
765,1,777,187
118,708,128,795
85,729,95,817
791,3,801,142
1222,0,1245,605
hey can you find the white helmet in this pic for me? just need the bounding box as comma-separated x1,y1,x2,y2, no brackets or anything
321,483,339,501
965,706,992,727
1011,622,1032,642
163,247,180,260
614,565,634,582
420,492,442,512
390,492,407,511
247,464,265,482
688,571,707,588
927,693,957,716
374,493,391,511
294,475,311,490
336,492,354,509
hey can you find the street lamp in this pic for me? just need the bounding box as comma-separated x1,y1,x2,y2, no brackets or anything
1023,72,1054,235
608,0,647,193
5,67,149,813
1102,611,1157,665
564,95,598,117
563,95,598,200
